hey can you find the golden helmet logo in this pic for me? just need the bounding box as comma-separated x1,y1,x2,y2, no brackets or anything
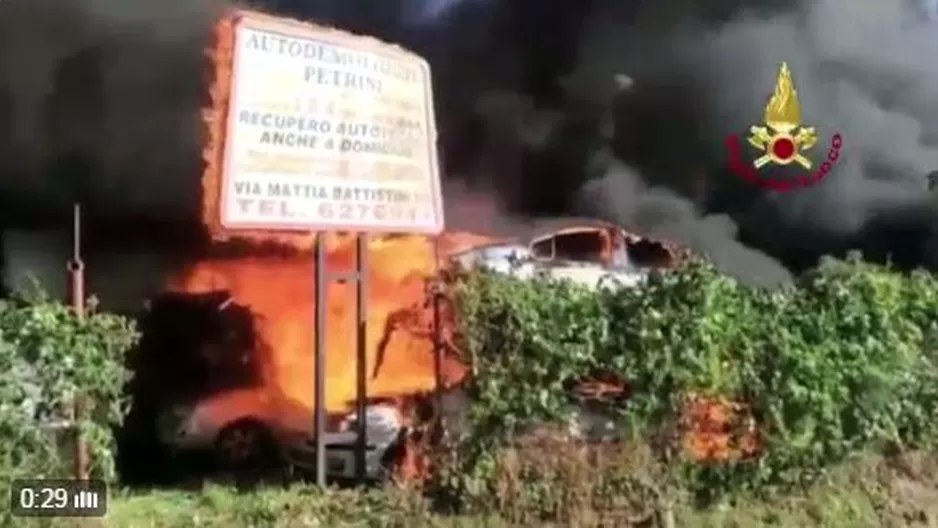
725,62,843,191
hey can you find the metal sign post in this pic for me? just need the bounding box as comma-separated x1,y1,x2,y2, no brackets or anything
431,242,444,432
313,233,327,486
312,232,370,486
354,233,369,482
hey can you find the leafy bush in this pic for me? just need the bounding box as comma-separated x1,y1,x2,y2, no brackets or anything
440,254,938,512
0,290,138,486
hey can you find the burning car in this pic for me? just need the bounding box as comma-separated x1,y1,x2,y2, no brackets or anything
448,218,684,287
135,292,406,483
157,389,406,483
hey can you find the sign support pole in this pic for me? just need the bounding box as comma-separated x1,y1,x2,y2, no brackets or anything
431,242,444,433
313,232,327,486
312,232,370,486
354,233,368,482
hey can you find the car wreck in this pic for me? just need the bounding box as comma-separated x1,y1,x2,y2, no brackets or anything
135,219,686,483
449,217,688,289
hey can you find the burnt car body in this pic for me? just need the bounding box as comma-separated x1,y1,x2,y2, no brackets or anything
125,291,405,484
157,388,406,483
449,218,685,288
439,219,685,444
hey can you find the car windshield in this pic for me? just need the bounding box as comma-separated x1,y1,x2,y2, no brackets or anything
531,230,606,263
529,227,676,272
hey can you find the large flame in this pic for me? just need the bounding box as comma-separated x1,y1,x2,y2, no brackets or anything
184,12,496,417
165,233,489,413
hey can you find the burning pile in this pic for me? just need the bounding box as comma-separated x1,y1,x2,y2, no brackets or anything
571,376,761,462
180,11,488,418
682,394,760,462
164,236,478,412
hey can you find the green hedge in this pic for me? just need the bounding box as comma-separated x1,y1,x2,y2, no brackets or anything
0,290,138,487
7,254,938,521
441,254,938,509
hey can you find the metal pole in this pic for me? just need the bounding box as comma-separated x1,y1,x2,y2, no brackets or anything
66,203,89,480
67,203,85,315
432,284,443,416
432,241,443,417
354,233,368,481
313,232,327,486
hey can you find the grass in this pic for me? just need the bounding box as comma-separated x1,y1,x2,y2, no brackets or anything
672,449,938,528
40,484,495,528
23,448,938,527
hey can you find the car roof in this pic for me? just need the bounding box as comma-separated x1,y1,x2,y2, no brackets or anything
464,217,617,245
522,217,619,245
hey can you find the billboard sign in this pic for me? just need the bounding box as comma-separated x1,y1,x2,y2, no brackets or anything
219,14,444,233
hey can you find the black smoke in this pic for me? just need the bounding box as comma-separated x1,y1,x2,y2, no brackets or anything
2,0,938,289
428,0,938,284
0,0,231,227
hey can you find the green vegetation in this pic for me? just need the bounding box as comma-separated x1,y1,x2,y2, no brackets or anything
0,290,138,524
439,254,938,515
8,254,938,526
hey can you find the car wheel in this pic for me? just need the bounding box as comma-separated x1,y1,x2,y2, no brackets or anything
215,418,278,471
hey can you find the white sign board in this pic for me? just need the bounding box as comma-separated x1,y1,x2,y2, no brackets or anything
219,15,444,234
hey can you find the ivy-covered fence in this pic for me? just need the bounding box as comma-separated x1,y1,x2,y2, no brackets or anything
438,255,938,515
0,291,138,488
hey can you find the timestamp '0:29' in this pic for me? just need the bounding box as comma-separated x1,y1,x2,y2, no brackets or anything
9,478,107,517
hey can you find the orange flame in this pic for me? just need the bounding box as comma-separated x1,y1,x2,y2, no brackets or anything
682,394,761,462
203,12,320,249
201,14,233,243
190,12,494,420
165,234,485,413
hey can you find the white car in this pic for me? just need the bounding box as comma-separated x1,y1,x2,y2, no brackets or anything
449,218,681,289
157,388,405,482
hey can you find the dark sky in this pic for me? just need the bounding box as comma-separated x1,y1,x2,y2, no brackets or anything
0,0,937,285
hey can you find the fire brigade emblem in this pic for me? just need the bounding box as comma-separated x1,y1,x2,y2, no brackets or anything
724,61,842,191
747,62,817,169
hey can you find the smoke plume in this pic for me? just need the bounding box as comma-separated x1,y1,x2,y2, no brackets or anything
573,0,938,277
423,0,938,284
0,0,226,223
2,0,938,290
